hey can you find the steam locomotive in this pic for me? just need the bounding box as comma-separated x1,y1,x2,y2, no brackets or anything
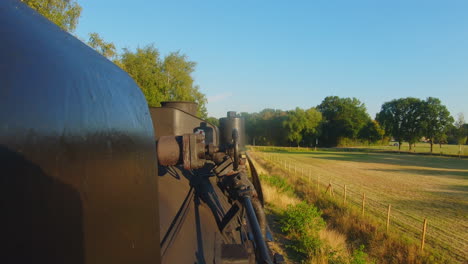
0,1,282,263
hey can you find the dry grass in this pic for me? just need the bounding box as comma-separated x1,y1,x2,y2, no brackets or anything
319,229,348,255
302,229,350,264
262,182,300,209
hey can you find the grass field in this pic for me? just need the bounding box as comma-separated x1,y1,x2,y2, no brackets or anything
252,147,468,262
367,142,468,156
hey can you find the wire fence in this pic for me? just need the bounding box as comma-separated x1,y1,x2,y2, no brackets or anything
253,151,467,262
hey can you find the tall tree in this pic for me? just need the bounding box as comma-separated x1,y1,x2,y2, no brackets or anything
376,99,405,150
283,108,307,147
283,107,322,147
162,52,207,117
302,108,323,146
317,96,370,146
258,109,288,146
22,0,82,32
377,98,424,151
400,98,424,151
117,45,207,118
421,97,453,153
241,109,288,146
87,32,117,59
118,45,165,107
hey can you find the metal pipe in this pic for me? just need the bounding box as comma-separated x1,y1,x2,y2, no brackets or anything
251,198,267,239
243,196,273,264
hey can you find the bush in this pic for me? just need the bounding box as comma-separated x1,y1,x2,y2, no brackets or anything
280,202,326,258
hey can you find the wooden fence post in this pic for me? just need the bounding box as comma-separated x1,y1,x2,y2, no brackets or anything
308,170,311,183
294,164,297,175
316,175,320,192
361,193,366,216
343,185,347,205
325,183,333,197
386,204,391,233
421,218,427,251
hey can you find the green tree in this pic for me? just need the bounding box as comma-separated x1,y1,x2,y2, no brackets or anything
241,112,261,145
358,120,384,144
400,98,424,150
162,51,207,117
421,97,453,153
283,107,322,147
118,45,165,107
257,109,288,146
302,108,323,147
117,45,207,118
283,108,308,147
87,32,117,59
317,96,370,146
22,0,82,32
376,99,405,150
377,98,425,151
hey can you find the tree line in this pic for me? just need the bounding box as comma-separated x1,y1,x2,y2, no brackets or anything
23,0,208,118
240,96,467,152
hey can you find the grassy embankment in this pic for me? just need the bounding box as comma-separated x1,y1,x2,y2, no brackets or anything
249,147,467,263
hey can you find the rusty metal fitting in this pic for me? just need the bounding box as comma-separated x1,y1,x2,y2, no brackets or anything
182,133,206,170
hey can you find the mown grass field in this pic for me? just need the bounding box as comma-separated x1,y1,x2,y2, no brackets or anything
252,147,468,262
367,142,468,156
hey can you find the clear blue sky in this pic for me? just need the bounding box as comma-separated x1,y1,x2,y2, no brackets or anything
75,0,468,119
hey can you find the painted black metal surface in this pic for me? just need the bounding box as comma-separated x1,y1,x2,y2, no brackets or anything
0,1,160,263
150,104,219,145
219,112,246,151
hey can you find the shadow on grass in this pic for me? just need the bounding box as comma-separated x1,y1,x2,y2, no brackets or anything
368,168,468,179
272,150,468,172
392,184,468,213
